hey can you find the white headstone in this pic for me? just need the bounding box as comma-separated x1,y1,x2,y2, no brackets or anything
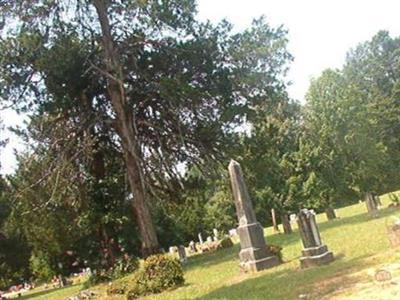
229,228,238,236
198,233,204,244
213,228,219,240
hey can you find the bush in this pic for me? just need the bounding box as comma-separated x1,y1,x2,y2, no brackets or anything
218,237,234,249
106,276,133,296
29,252,55,282
85,255,139,289
111,256,139,279
83,270,111,289
126,254,184,299
141,254,184,292
267,244,283,262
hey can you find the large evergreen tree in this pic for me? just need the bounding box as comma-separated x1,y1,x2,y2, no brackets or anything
1,1,292,255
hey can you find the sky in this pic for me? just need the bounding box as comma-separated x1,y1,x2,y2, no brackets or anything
1,0,400,175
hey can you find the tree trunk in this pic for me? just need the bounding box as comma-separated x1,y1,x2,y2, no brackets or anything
93,0,159,256
271,208,280,233
281,212,292,234
325,206,337,220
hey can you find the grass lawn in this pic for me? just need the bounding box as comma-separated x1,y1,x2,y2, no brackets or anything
18,191,400,300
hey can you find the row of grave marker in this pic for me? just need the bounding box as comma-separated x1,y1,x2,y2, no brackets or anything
228,160,334,271
169,160,380,271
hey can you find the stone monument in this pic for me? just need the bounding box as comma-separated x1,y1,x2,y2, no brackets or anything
177,245,187,263
228,160,280,272
365,192,379,217
297,209,334,268
198,233,204,244
271,208,280,233
213,228,219,241
188,240,197,253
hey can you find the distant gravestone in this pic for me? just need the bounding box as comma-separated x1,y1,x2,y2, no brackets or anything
271,208,280,233
169,246,178,255
206,236,213,243
188,241,197,253
177,245,187,263
213,228,219,240
289,213,297,224
228,160,280,272
365,192,379,216
297,209,334,268
229,228,238,236
198,233,204,244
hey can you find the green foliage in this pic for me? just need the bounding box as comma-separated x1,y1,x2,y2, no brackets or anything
84,255,139,289
239,99,302,223
126,275,152,300
204,189,236,232
218,237,234,249
83,271,111,289
109,254,184,299
29,252,55,282
0,0,293,263
140,254,184,292
106,276,133,296
267,244,283,263
111,256,139,280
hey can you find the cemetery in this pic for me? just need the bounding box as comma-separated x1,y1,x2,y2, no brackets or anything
5,191,400,299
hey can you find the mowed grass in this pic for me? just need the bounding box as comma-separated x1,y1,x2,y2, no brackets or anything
20,191,400,300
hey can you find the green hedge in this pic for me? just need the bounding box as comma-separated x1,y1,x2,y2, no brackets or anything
107,254,184,299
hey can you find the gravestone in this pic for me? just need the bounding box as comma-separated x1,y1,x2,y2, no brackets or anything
206,236,213,243
188,240,197,253
297,209,334,268
213,228,219,241
198,233,204,244
289,213,297,224
229,228,238,236
228,160,280,272
177,245,187,263
169,246,178,255
365,192,379,217
373,193,382,206
271,208,280,233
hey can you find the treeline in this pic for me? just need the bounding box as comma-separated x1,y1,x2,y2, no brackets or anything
0,0,399,289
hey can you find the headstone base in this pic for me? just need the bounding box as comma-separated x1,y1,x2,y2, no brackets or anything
240,251,280,272
299,245,334,268
237,222,281,272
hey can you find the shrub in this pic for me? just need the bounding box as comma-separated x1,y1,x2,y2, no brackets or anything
141,254,184,292
107,276,134,296
218,237,234,249
111,256,139,279
267,244,283,262
85,255,139,289
83,270,111,289
29,252,55,282
126,254,184,299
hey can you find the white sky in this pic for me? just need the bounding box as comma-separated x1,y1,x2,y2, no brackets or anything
1,0,400,175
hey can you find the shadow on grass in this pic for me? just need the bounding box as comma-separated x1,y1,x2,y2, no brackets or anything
196,253,376,300
184,245,240,272
18,284,79,300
